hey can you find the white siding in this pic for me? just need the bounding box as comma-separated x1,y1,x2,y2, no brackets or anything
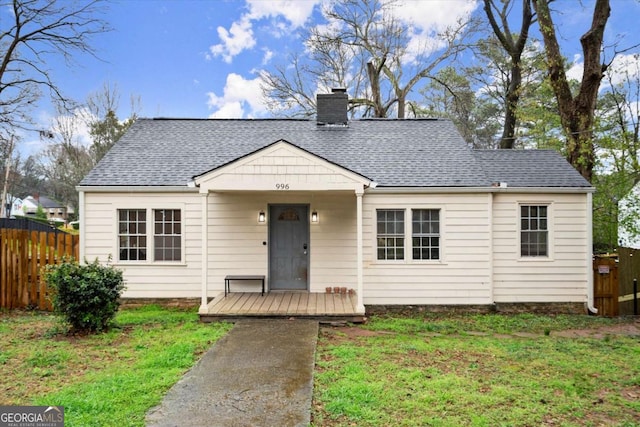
362,193,492,305
83,189,590,305
196,142,370,192
84,191,357,298
492,193,588,303
206,192,356,294
83,192,203,298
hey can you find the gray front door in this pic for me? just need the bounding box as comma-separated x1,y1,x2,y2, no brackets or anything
269,205,309,291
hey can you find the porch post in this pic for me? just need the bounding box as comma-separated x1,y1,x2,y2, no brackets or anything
198,191,209,314
356,188,365,314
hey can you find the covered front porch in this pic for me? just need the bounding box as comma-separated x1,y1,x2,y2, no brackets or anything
193,140,373,318
199,291,365,323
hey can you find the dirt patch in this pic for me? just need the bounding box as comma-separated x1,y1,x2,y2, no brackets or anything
553,319,640,339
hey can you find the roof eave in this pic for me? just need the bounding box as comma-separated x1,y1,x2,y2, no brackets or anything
368,186,594,194
76,185,197,193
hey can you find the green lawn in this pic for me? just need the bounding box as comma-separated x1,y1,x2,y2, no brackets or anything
312,314,640,426
1,308,638,426
0,305,232,427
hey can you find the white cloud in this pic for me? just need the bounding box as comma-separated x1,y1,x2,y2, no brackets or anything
247,0,319,28
605,53,640,87
207,73,267,118
262,48,274,65
209,16,256,64
566,54,584,82
393,0,477,34
209,0,320,63
383,0,479,64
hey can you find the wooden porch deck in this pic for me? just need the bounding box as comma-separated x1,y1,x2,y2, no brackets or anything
199,292,366,323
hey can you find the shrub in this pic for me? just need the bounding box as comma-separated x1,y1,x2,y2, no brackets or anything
44,257,125,333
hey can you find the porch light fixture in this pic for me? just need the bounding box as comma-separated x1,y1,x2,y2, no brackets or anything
311,211,319,223
258,211,266,223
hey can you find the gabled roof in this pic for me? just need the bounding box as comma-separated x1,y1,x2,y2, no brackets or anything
24,195,64,208
79,118,591,189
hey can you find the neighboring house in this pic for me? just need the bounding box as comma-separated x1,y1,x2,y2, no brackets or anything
78,90,595,315
22,195,69,222
5,194,23,217
618,183,640,249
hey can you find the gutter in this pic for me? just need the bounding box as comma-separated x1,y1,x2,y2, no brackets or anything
367,186,595,194
76,185,198,193
586,192,598,314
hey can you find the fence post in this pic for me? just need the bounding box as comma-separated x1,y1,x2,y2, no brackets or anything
634,278,638,316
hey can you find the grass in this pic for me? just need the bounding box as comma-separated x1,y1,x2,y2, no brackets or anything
312,313,640,426
2,308,638,426
0,305,232,427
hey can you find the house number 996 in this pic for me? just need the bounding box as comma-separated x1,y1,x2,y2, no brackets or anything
276,183,290,190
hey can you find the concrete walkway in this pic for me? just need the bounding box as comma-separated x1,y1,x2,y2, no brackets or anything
146,319,319,427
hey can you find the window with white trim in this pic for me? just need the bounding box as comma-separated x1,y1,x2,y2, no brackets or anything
412,209,440,260
376,209,404,260
154,209,181,261
117,208,182,262
118,209,147,261
520,205,548,257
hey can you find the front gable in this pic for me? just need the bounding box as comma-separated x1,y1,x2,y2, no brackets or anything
193,140,372,192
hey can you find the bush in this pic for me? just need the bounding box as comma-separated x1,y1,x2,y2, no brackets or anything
44,257,125,333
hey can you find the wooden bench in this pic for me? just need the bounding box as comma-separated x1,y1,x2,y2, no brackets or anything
224,275,266,297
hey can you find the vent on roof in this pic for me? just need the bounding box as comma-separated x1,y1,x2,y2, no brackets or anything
317,88,348,126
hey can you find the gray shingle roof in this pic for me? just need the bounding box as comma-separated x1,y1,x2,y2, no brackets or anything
473,149,591,188
79,118,591,189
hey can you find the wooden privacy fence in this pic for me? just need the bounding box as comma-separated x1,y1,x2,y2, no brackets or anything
0,228,79,310
593,256,619,317
618,247,640,315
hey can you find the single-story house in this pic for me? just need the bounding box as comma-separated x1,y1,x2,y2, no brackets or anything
78,90,595,315
22,195,70,222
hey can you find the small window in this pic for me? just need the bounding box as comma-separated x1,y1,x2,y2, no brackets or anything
521,205,548,257
377,209,404,260
154,209,181,261
118,209,147,261
412,209,440,260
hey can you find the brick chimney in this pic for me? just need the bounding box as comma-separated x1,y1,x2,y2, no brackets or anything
316,88,348,126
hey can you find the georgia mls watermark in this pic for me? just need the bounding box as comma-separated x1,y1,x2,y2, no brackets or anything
0,406,64,427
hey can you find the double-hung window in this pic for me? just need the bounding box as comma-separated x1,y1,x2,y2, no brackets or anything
376,208,441,261
118,208,182,262
376,209,405,260
154,209,181,261
520,205,548,257
412,209,440,260
118,209,147,261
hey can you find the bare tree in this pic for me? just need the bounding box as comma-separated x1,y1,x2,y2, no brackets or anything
483,0,535,149
84,82,140,164
532,0,611,181
261,0,477,118
0,0,109,136
39,83,139,213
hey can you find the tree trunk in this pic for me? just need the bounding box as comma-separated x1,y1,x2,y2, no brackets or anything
533,0,610,182
367,60,386,118
500,59,522,148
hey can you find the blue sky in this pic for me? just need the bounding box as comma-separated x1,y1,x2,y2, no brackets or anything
8,0,640,155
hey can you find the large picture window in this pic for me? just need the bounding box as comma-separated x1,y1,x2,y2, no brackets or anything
521,205,548,257
377,209,405,260
412,209,440,260
117,208,182,262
